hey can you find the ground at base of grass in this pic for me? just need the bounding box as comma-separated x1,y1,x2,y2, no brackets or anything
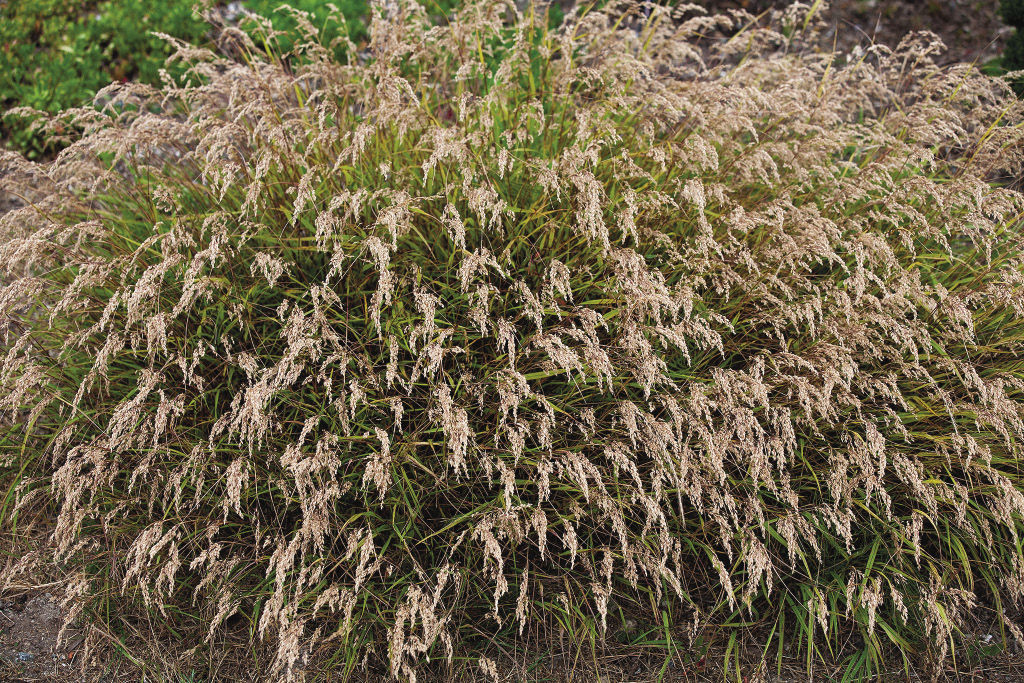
0,591,78,681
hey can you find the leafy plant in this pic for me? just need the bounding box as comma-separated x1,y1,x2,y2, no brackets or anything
0,0,389,159
1003,0,1024,27
1001,0,1024,92
0,0,209,159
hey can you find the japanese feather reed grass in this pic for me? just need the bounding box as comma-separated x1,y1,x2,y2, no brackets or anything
4,0,1024,679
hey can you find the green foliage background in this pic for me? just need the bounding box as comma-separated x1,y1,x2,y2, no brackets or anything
1002,0,1024,93
0,0,379,159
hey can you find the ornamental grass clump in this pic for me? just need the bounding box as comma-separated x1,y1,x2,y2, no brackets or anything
4,0,1024,679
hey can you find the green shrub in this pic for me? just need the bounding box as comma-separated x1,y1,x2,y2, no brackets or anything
1003,0,1024,28
1000,0,1024,93
0,0,383,159
4,1,1024,680
1007,29,1024,75
0,0,209,159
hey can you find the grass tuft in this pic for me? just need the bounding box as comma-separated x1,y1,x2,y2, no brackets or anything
4,1,1024,679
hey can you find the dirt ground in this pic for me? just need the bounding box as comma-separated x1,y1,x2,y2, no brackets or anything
719,0,1010,64
0,0,1018,680
0,592,83,682
820,0,1011,64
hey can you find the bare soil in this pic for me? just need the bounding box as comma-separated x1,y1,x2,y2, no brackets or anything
822,0,1011,64
0,592,82,682
724,0,1010,64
